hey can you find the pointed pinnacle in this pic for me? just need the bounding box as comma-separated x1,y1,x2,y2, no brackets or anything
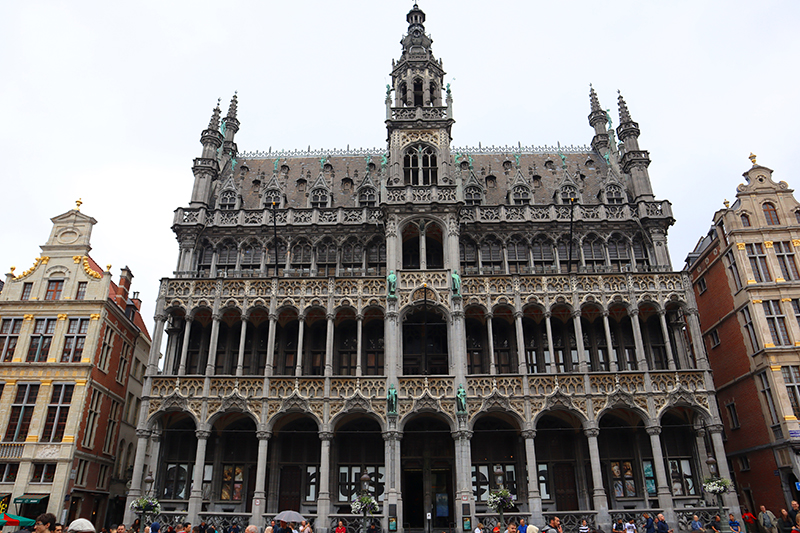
227,92,238,119
589,84,602,112
208,100,222,130
617,90,632,124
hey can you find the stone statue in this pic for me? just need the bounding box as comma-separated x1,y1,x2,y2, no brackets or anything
514,153,520,168
381,152,388,170
387,384,398,415
603,151,611,166
387,270,397,298
274,159,279,173
451,270,461,296
559,151,567,169
456,384,467,414
386,84,392,97
605,109,613,130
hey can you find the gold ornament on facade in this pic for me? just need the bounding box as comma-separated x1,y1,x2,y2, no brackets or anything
75,198,83,211
80,258,103,279
13,256,50,281
749,153,757,165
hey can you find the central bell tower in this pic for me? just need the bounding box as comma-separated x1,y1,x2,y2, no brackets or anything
385,4,455,197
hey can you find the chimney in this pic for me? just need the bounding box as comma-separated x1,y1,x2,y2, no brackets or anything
116,266,134,308
132,291,142,310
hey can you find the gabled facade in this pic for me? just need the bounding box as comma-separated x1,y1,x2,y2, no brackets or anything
686,156,800,511
130,5,736,533
0,206,150,525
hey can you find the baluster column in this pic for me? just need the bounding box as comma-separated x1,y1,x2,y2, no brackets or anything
178,316,193,375
573,310,587,372
602,310,617,372
487,313,497,374
544,311,555,373
325,313,335,376
356,313,364,377
629,308,648,370
187,428,211,525
584,426,610,530
318,431,334,530
646,426,674,525
521,429,543,528
265,312,277,376
205,313,221,376
658,309,676,370
515,311,527,375
124,428,152,524
251,431,271,523
295,314,306,376
236,315,248,376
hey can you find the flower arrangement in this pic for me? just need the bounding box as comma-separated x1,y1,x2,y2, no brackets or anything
130,496,161,515
351,494,379,515
703,478,733,495
486,489,514,512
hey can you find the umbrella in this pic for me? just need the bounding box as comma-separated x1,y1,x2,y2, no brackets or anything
273,511,305,523
0,514,36,527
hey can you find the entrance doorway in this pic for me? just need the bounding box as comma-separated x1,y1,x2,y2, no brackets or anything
402,417,454,529
553,463,579,510
279,465,301,511
404,470,424,528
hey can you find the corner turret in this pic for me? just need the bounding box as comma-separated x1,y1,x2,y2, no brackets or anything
190,100,224,207
588,84,610,153
616,91,653,201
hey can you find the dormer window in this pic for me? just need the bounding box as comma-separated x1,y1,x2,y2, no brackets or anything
219,191,236,210
512,186,531,205
359,188,377,207
265,189,282,208
403,144,438,186
560,186,578,204
606,185,624,204
741,214,751,227
465,186,482,206
413,79,424,106
310,189,329,209
763,202,780,225
45,280,64,301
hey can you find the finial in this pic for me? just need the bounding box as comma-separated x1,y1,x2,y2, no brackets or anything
589,84,602,112
75,198,83,211
106,264,112,272
724,199,730,208
9,266,15,273
617,91,632,123
749,152,757,165
208,100,222,130
227,92,238,119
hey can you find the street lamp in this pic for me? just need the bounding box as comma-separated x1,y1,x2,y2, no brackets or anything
361,472,371,533
705,455,728,533
494,465,505,531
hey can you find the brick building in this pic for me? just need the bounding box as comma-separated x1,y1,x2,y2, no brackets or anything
686,156,800,512
0,206,150,524
128,5,736,533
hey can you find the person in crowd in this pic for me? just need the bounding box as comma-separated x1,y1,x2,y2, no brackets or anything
542,516,561,533
760,505,779,533
578,520,589,533
730,514,742,533
643,513,655,533
474,523,484,533
183,524,192,533
305,523,314,533
35,514,58,533
518,520,528,533
199,522,208,533
55,524,64,533
507,524,517,533
778,510,793,533
67,519,96,533
743,509,758,533
791,504,800,528
793,515,800,533
656,514,672,533
492,525,499,533
245,526,258,533
614,519,625,533
709,515,723,533
691,515,705,533
334,522,345,533
624,518,636,533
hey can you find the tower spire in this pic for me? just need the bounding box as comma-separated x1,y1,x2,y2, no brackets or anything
208,99,221,130
226,91,238,120
615,91,653,201
617,90,633,125
190,98,224,207
588,84,609,153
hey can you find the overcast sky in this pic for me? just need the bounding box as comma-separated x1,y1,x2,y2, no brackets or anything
2,1,799,325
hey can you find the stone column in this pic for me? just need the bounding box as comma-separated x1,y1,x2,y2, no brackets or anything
602,310,617,372
685,308,709,370
265,312,277,376
521,429,543,527
419,224,427,269
124,428,151,524
205,313,221,375
178,316,193,375
708,424,741,515
163,318,182,375
149,314,167,375
515,311,527,375
295,314,306,376
386,307,400,383
658,309,676,370
356,313,364,377
147,429,162,490
251,430,272,524
210,250,218,278
629,308,648,370
487,313,497,374
386,217,400,273
318,431,334,530
325,313,335,376
236,316,248,376
451,304,467,385
573,310,588,372
544,312,555,373
694,428,712,483
187,428,210,524
646,426,674,524
383,428,403,532
452,428,474,529
584,426,610,530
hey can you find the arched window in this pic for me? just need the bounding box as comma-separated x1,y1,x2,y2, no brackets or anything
413,78,424,106
560,186,578,204
219,191,236,210
764,202,780,225
316,239,337,277
240,242,262,275
403,308,448,375
605,185,624,204
429,82,437,106
582,235,606,271
266,239,287,276
197,242,213,274
403,144,438,186
216,241,237,275
557,238,579,273
741,214,751,227
531,238,555,273
632,236,650,269
465,186,482,206
507,238,529,274
366,238,386,275
264,189,282,208
341,239,364,274
460,238,479,274
310,189,328,209
608,234,631,272
480,238,503,274
399,82,408,106
291,241,313,274
512,186,531,205
359,188,376,207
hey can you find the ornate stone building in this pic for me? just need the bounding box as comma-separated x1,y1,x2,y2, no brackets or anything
0,206,150,524
128,5,736,532
686,156,800,511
